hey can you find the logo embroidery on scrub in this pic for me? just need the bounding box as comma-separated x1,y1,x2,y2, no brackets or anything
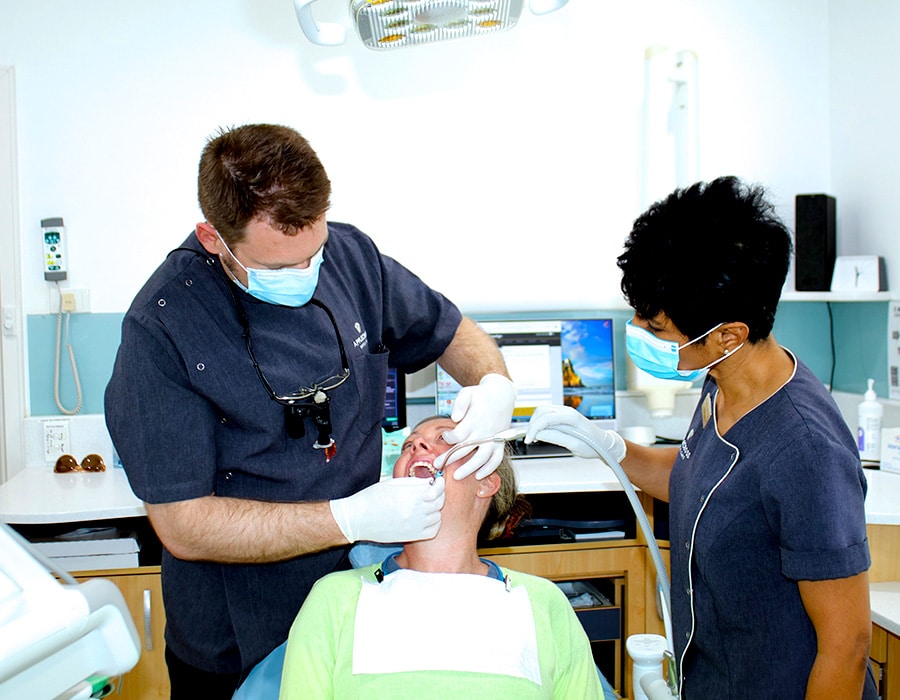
679,428,694,461
352,321,368,351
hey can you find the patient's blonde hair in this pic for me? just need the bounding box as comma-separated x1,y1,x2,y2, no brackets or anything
411,416,529,541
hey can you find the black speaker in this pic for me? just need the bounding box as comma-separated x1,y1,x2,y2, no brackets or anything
794,194,836,291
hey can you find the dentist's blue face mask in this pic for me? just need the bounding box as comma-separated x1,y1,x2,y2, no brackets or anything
625,320,742,382
217,231,324,307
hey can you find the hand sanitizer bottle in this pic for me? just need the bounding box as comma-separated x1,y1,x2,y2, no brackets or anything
858,378,883,463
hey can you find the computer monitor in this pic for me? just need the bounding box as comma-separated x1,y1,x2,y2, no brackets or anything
382,366,407,432
436,318,617,440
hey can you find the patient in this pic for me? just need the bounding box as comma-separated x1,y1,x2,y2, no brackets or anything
278,416,606,699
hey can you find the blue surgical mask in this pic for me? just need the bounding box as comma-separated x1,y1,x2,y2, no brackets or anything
217,232,324,307
625,320,742,382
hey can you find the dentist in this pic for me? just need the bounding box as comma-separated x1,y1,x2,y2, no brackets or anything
527,177,877,699
105,123,514,698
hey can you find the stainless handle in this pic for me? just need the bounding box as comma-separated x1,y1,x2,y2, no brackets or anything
143,589,154,651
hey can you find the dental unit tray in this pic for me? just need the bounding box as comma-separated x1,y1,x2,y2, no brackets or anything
0,523,141,698
293,0,569,51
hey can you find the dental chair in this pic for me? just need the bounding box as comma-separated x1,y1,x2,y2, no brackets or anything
0,523,141,699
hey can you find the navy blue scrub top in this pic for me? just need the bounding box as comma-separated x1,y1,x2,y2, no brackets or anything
668,352,876,698
105,222,462,673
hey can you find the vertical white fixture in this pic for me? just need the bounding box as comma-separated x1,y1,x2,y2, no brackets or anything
628,46,700,419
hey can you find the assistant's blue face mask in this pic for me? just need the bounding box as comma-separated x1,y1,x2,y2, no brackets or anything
625,320,741,382
217,231,324,307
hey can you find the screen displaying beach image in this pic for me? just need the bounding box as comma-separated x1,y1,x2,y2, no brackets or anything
561,319,615,420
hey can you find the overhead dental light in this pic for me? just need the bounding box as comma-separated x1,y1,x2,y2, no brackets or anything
293,0,569,50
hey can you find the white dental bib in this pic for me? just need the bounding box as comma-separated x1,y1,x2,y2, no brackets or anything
352,568,541,684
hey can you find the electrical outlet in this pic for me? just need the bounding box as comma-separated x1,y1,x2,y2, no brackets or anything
61,292,76,312
42,418,71,463
58,288,90,313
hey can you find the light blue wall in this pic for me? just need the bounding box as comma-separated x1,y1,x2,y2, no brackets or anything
27,314,121,415
774,301,888,395
27,301,888,416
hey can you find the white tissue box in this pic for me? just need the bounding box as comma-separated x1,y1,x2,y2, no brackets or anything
880,427,900,475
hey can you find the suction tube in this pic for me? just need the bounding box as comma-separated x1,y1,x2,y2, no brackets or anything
538,424,676,684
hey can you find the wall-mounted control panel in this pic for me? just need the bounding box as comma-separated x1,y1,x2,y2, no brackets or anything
41,217,67,281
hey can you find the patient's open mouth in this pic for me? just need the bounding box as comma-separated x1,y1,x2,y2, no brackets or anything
408,460,438,479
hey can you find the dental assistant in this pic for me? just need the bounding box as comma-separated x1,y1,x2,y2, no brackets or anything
527,177,877,699
104,124,515,699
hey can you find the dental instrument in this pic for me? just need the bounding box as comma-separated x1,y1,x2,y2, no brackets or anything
439,427,527,468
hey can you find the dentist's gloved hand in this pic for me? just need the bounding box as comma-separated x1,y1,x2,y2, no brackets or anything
436,373,516,481
525,405,627,465
329,477,445,544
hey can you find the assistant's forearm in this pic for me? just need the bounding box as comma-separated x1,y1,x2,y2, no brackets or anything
146,496,347,563
619,444,677,501
805,648,870,699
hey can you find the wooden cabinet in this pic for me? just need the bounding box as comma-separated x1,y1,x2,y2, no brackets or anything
871,624,900,700
75,567,169,700
478,491,667,699
479,540,644,697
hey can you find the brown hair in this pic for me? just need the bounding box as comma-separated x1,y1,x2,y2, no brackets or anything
197,124,332,245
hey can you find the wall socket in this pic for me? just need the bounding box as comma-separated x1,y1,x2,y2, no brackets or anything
59,288,90,313
42,418,71,463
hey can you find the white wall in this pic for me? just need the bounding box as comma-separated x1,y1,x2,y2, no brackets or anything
0,0,833,318
829,0,900,284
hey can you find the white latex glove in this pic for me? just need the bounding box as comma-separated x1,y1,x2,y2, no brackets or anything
435,373,516,481
329,477,445,544
524,404,627,465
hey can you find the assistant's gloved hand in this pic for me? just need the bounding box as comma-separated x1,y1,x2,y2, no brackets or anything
435,373,516,480
329,477,445,544
525,404,627,465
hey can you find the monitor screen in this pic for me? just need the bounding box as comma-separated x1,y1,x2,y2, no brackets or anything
382,367,407,432
436,318,616,429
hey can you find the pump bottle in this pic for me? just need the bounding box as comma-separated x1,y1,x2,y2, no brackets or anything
857,378,883,463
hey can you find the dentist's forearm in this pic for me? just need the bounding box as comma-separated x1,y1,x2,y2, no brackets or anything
145,496,347,563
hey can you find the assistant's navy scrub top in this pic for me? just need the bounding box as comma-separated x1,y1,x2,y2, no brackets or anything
105,223,462,673
669,352,877,698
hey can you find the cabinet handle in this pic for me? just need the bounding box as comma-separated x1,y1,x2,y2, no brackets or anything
143,589,154,651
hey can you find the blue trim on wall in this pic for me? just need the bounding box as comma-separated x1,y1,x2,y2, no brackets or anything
25,301,887,417
27,313,122,415
773,300,887,394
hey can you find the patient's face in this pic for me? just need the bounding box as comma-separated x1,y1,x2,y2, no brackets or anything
393,417,466,481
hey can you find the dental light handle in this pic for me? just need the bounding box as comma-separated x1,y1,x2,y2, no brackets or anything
292,0,346,46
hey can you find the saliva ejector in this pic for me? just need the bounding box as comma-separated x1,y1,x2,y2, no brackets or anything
435,424,679,698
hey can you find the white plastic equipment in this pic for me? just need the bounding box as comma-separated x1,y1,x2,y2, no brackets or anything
0,523,140,699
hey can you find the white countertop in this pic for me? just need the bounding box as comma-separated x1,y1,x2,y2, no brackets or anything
2,458,900,525
863,469,900,525
871,581,900,637
512,455,628,494
0,468,145,524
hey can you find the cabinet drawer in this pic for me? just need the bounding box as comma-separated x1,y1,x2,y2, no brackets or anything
575,606,621,642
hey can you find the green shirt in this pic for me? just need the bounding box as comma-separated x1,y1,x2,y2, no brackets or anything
279,563,604,699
